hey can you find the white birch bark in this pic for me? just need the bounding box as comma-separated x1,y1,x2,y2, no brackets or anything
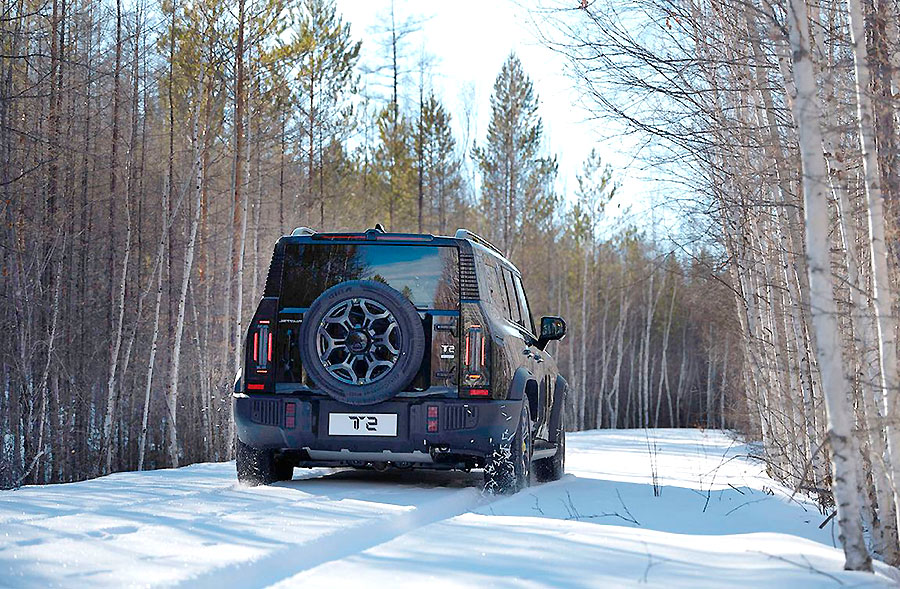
719,343,728,430
138,181,168,472
102,181,131,474
845,0,900,547
608,285,629,428
136,141,195,470
641,269,657,428
578,239,590,430
656,279,676,428
596,281,612,428
786,0,872,570
165,114,204,468
829,142,899,560
228,86,252,460
706,325,715,429
189,282,212,457
25,253,62,484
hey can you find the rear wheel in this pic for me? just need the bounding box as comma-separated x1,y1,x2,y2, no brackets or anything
236,440,293,485
535,409,565,482
484,401,532,495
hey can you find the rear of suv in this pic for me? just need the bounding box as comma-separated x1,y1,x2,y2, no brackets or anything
233,226,568,494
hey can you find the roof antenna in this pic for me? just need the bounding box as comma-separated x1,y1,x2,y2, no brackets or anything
373,223,386,233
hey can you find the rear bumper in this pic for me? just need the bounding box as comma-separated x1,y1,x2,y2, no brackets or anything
233,393,522,465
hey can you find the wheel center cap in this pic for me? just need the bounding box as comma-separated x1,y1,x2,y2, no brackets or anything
347,330,370,354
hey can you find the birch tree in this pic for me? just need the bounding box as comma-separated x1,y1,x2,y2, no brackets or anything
845,0,900,546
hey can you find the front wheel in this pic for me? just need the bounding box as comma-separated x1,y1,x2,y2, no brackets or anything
484,401,533,495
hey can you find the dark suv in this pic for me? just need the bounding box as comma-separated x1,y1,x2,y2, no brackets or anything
233,227,568,494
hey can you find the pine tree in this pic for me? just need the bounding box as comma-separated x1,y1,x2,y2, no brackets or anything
374,105,416,229
418,93,462,234
474,53,556,257
293,0,360,226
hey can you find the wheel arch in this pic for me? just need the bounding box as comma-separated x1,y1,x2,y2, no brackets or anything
508,366,539,427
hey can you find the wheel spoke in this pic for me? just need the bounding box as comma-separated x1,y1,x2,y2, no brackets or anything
361,302,390,328
373,333,399,355
325,358,354,380
322,301,352,327
319,336,345,359
363,353,394,381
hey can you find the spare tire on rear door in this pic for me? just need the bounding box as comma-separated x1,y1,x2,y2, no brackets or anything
298,280,425,405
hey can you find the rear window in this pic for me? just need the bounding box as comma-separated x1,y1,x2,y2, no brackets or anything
281,243,459,309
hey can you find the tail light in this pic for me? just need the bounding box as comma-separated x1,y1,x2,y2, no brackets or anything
461,303,490,396
254,321,271,371
285,402,296,429
427,405,439,433
245,298,278,393
465,324,485,379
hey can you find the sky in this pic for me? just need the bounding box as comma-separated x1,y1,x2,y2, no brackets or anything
334,0,656,229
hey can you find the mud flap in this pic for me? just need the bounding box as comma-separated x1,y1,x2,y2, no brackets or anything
548,375,568,443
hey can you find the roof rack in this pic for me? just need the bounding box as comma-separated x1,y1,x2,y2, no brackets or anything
455,229,503,256
291,226,316,236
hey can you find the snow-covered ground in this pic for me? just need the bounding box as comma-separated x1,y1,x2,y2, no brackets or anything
1,429,897,588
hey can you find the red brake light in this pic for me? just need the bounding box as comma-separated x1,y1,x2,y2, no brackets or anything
427,405,439,432
247,383,265,391
460,303,490,393
465,325,484,383
253,324,271,369
373,234,432,241
284,402,296,428
314,233,367,240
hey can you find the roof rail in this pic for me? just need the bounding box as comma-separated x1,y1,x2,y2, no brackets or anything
291,226,316,236
455,229,503,256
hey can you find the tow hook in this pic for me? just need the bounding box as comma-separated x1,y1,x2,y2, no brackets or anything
430,445,451,459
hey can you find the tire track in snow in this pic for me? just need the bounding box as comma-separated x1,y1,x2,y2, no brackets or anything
0,467,336,527
178,486,493,589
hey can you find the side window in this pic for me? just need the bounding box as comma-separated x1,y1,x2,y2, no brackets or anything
501,268,522,325
495,266,513,320
513,275,535,335
479,255,505,315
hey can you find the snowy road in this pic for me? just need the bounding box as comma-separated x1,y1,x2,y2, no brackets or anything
2,430,898,588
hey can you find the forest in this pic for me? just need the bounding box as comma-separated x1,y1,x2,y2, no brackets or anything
541,0,900,571
0,0,741,493
4,0,900,575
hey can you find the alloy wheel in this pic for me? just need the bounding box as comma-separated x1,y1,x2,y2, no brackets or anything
315,297,401,385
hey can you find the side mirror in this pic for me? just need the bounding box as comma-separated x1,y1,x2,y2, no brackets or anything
537,316,566,350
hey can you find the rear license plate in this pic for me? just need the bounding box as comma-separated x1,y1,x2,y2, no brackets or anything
328,413,398,437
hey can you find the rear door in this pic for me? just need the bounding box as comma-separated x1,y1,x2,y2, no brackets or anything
497,266,539,415
278,241,460,392
427,247,461,390
507,270,553,440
